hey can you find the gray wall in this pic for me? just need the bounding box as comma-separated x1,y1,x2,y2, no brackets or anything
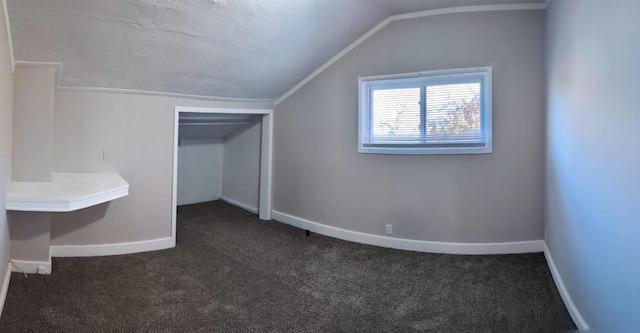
0,0,13,299
50,90,271,246
7,212,50,262
545,0,640,330
273,10,546,243
9,67,54,263
222,122,262,212
177,139,224,206
11,67,54,182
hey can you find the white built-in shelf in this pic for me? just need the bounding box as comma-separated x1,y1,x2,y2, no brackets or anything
6,173,129,212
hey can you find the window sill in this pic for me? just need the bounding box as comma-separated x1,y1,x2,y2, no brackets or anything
358,146,492,155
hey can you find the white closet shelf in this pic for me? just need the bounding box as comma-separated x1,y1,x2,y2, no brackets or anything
6,173,129,212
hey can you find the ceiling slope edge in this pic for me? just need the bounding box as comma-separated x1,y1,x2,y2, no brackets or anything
2,0,13,72
13,61,274,104
274,2,547,106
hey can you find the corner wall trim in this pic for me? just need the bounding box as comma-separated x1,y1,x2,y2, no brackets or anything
13,61,62,86
10,258,52,275
2,0,14,72
274,3,546,105
543,244,589,330
219,196,258,214
0,263,11,317
271,210,544,255
50,237,174,257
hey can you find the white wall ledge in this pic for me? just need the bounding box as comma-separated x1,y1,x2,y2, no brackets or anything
6,173,129,212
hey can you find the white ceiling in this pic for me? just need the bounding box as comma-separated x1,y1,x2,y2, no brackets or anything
6,0,545,101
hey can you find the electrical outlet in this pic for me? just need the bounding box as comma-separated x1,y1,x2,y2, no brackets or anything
103,148,111,162
385,224,393,235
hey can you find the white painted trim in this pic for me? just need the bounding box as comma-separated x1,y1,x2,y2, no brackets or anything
259,113,273,220
173,106,274,240
272,210,544,255
2,0,14,72
172,109,180,243
391,3,546,22
50,237,174,257
176,106,272,115
543,243,589,330
13,62,275,104
274,3,546,105
219,196,258,214
0,263,11,317
10,258,52,275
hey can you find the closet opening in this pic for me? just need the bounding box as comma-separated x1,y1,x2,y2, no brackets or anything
171,106,273,243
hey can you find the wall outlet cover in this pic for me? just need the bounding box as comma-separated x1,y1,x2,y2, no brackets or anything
103,148,111,162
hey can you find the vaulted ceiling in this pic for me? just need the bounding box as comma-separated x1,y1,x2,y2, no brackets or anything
6,0,545,101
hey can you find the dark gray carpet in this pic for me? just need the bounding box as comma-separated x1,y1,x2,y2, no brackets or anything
0,200,576,332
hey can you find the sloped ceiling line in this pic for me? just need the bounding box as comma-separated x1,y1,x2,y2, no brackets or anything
2,0,13,72
6,1,546,103
274,3,547,105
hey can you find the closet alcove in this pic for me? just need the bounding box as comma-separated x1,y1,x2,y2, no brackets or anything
171,107,273,240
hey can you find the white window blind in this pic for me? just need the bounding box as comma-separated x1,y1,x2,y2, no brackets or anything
359,67,492,154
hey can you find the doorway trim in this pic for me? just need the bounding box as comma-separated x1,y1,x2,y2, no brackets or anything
172,106,274,243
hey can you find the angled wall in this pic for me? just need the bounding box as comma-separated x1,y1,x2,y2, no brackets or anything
273,9,546,246
545,0,640,330
222,122,262,213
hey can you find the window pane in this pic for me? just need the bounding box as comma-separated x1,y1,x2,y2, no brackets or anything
359,68,491,154
371,87,421,142
426,82,482,142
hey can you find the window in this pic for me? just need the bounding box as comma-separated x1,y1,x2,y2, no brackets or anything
358,67,492,154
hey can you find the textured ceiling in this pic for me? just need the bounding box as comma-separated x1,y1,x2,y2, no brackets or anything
6,0,545,101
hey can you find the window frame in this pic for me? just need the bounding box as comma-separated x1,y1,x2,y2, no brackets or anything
358,66,493,155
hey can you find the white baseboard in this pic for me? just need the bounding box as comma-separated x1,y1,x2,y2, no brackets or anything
50,237,175,257
10,258,52,275
271,211,544,255
0,263,11,317
219,196,258,214
543,243,589,330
